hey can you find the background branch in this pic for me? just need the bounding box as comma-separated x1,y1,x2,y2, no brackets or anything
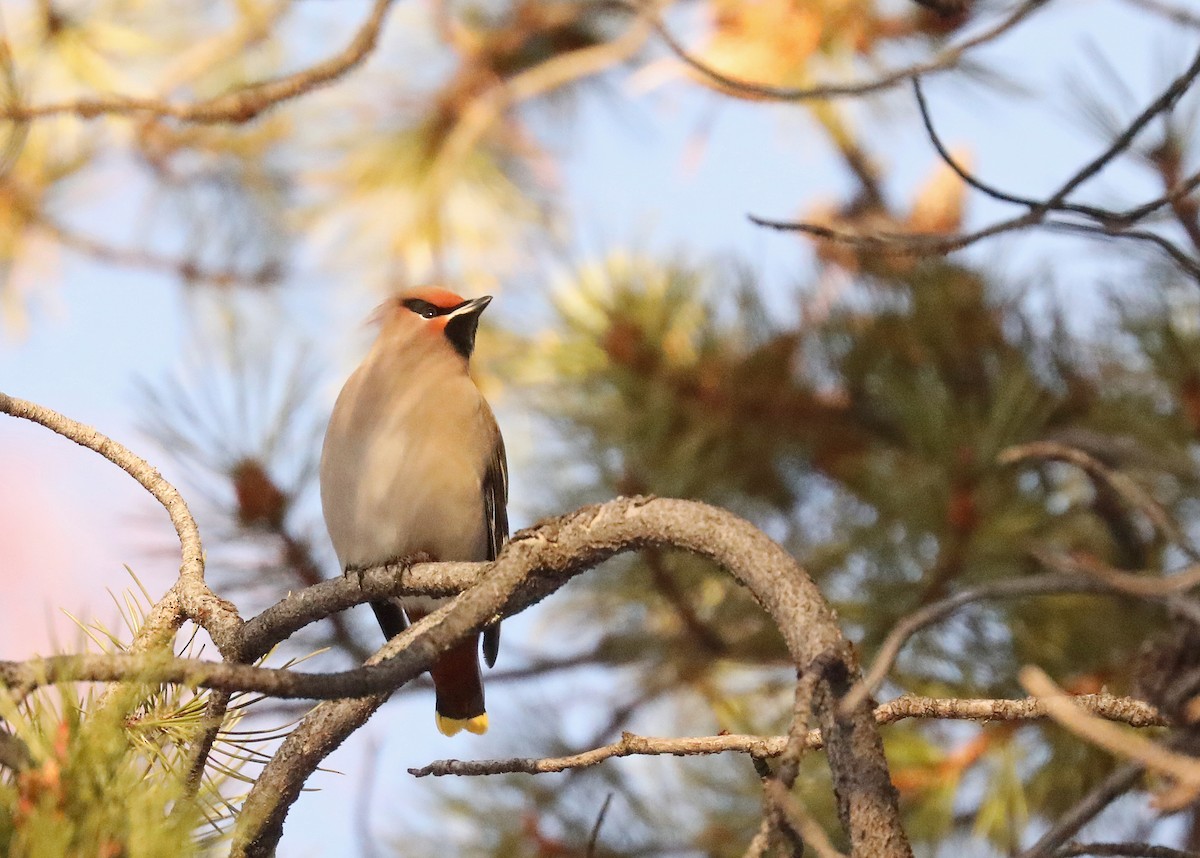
0,0,394,124
635,0,1048,102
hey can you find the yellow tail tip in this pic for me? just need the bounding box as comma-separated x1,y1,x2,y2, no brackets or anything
436,712,489,736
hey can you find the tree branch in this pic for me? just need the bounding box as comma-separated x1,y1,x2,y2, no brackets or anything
407,693,1166,778
633,0,1048,102
840,575,1113,716
1020,667,1200,807
1016,763,1147,858
0,391,239,654
751,44,1200,276
228,496,914,858
1058,844,1200,858
0,0,394,124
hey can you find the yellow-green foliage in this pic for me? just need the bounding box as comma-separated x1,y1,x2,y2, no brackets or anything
0,586,243,857
0,682,204,858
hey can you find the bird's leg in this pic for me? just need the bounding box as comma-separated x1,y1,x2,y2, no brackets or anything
359,553,436,642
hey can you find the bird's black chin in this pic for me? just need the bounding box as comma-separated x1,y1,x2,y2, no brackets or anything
444,313,482,360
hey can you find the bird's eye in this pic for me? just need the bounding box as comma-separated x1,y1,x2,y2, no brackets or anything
402,298,442,319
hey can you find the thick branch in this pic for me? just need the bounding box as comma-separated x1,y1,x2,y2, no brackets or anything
229,496,913,858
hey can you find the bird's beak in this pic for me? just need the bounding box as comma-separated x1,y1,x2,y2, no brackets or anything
450,295,493,319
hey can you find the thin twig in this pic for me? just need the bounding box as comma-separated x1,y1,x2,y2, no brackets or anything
914,75,1200,276
1059,843,1200,858
408,693,1166,778
1020,667,1200,807
1121,0,1200,28
1016,763,1146,858
1032,551,1200,627
635,0,1048,102
1044,554,1200,598
1001,441,1194,557
764,779,846,858
0,0,394,124
841,575,1112,715
585,793,614,858
751,44,1200,270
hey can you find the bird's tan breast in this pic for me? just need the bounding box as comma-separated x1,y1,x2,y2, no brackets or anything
320,345,492,570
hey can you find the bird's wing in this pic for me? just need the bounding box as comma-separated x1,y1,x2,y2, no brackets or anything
481,414,508,668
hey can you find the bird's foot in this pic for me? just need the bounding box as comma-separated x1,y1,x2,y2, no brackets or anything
344,563,369,592
387,551,435,575
345,552,434,591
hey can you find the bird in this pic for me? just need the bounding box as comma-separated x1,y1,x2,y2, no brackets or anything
319,286,508,737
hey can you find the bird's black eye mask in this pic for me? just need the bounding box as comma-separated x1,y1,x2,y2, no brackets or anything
402,297,485,359
402,298,450,319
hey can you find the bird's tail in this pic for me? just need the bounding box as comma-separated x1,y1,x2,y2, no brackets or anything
429,633,488,737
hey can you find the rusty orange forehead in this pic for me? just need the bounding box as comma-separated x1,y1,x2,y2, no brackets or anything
400,286,467,309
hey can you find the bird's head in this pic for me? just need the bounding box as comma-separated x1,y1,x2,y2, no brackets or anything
382,286,493,361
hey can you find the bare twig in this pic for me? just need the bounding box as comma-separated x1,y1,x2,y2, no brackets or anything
1041,553,1200,598
1122,0,1200,28
0,0,394,124
764,779,846,858
1016,763,1146,858
1020,667,1200,807
841,575,1112,716
408,693,1166,777
751,44,1200,270
740,819,774,858
634,0,1048,102
1040,221,1200,280
586,793,614,858
913,77,1200,278
1059,843,1200,858
43,216,280,289
1032,551,1200,627
1000,441,1192,555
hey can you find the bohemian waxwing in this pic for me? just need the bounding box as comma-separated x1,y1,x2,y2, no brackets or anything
319,287,508,737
